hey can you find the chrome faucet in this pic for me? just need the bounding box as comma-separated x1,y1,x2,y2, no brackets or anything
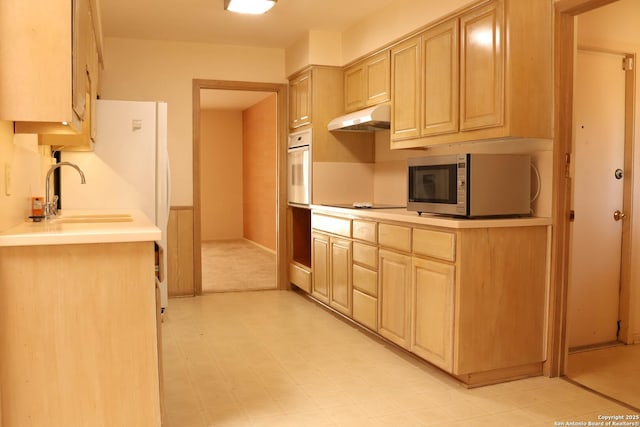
45,162,86,218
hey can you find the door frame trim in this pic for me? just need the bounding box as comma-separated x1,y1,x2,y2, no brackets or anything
549,0,636,376
192,79,289,294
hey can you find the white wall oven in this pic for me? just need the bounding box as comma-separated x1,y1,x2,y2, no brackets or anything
287,129,311,206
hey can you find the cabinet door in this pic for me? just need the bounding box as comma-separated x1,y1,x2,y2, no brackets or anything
344,64,365,112
459,1,503,131
411,257,455,372
311,232,330,304
364,51,390,107
72,0,90,122
329,237,352,316
289,71,312,129
378,249,412,349
391,36,421,141
422,18,459,136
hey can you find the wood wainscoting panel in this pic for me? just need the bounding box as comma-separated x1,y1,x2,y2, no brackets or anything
168,206,195,297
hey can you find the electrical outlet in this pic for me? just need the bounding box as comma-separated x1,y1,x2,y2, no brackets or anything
4,163,11,196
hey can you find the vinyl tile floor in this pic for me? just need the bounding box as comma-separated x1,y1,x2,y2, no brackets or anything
201,239,277,293
161,291,638,427
566,344,640,410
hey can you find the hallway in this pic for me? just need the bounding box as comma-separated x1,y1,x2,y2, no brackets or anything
201,239,277,293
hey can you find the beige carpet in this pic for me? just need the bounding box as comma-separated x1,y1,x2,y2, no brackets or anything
201,239,277,293
566,343,640,410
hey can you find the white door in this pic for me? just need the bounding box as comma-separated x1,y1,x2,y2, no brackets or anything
567,49,626,349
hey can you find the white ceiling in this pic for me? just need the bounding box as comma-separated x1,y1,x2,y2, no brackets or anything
99,0,394,49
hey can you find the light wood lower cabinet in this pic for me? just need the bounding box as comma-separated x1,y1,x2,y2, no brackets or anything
352,242,378,331
378,249,412,349
329,237,353,316
411,257,455,372
312,232,330,304
0,242,161,426
312,232,353,316
310,209,549,386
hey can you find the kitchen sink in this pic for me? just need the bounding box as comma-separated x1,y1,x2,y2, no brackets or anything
53,213,133,223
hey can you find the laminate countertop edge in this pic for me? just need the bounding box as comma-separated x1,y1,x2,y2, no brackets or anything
310,205,552,229
0,209,161,247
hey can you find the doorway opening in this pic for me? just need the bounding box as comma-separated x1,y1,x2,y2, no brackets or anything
551,0,639,410
192,80,289,294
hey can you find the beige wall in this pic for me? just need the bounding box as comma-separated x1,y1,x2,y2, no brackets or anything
242,94,277,251
199,110,244,241
577,0,640,342
99,37,286,207
0,121,52,231
341,0,474,64
285,31,342,76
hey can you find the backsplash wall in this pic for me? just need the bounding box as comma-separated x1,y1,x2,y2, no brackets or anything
0,121,52,231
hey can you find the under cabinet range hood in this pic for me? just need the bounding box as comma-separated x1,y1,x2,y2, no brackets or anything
327,104,390,132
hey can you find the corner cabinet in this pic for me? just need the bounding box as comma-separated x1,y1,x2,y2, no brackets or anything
0,0,102,139
390,0,552,149
343,50,391,113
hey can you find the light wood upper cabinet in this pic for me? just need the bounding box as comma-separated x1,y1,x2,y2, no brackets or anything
344,65,365,113
391,0,552,149
421,18,459,137
289,70,312,130
344,50,390,113
390,36,421,140
0,0,100,136
459,1,503,131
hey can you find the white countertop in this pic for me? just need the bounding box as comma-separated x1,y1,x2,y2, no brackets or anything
0,209,161,247
310,204,552,229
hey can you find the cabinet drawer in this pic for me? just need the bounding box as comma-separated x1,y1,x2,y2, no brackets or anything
353,242,378,269
379,223,412,252
311,213,351,237
353,290,377,331
289,262,311,293
353,264,378,297
353,219,377,243
413,228,456,262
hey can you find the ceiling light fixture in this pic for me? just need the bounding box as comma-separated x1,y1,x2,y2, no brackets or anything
224,0,277,14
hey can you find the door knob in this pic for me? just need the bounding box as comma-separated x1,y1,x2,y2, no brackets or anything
613,210,626,221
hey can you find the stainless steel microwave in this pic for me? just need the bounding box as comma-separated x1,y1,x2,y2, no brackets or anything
407,153,531,217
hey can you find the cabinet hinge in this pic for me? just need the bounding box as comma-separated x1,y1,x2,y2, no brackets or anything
623,57,634,71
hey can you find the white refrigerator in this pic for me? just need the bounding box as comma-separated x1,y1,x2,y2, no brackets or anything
61,99,170,310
